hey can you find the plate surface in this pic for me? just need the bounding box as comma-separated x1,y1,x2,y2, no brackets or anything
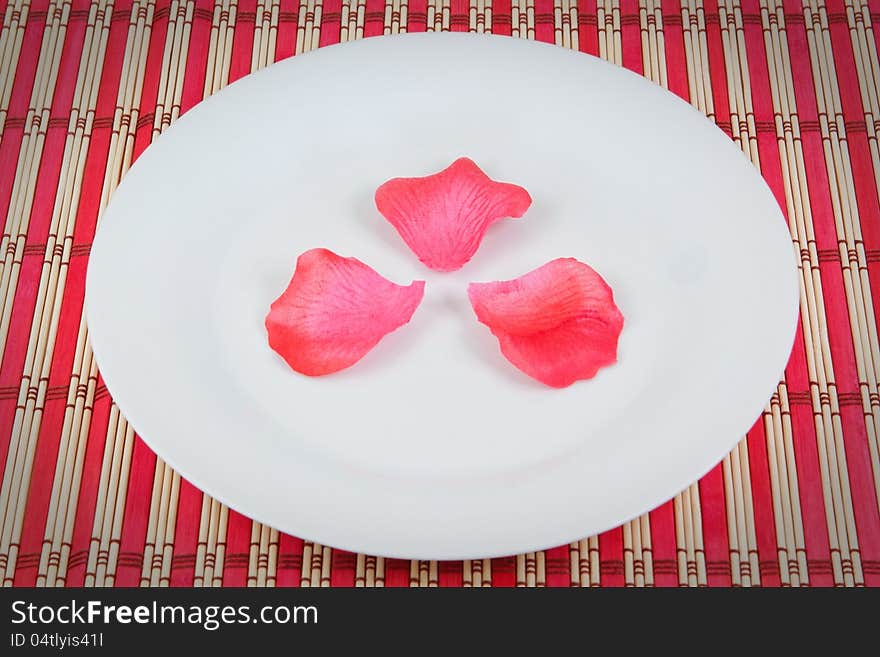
86,33,799,559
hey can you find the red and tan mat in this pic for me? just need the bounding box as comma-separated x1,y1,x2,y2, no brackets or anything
0,0,878,587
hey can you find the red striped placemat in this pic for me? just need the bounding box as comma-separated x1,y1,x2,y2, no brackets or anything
0,0,878,587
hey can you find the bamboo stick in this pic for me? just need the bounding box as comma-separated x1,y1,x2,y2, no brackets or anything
246,524,277,586
310,0,321,52
0,0,30,139
689,5,774,589
718,0,806,587
597,0,620,65
623,522,634,585
409,560,435,587
81,0,193,587
780,389,809,581
84,404,119,586
198,498,222,585
764,384,808,585
151,0,184,140
266,527,279,586
356,0,365,39
511,0,519,39
760,0,860,586
515,551,542,586
0,0,58,279
375,555,385,586
827,0,880,516
553,0,562,46
0,0,68,357
247,521,261,586
802,0,867,586
92,414,134,586
295,0,308,53
299,541,313,587
193,494,213,587
674,491,693,585
319,544,331,586
39,3,148,587
340,0,352,40
252,0,266,71
103,423,135,585
716,0,800,589
355,552,366,586
139,462,165,586
569,541,579,586
383,0,392,34
525,0,533,39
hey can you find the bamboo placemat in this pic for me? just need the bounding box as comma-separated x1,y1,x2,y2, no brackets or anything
0,0,878,588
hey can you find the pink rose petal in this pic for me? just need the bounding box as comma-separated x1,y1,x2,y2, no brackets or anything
266,248,425,376
468,258,624,388
375,157,532,272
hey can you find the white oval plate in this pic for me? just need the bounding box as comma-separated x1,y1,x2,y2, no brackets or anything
86,33,799,560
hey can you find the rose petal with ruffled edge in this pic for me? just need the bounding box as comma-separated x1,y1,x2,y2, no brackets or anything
468,258,624,388
375,157,532,272
266,248,425,376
